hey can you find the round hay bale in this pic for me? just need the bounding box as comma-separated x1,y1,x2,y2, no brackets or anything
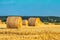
28,18,41,26
6,16,22,28
22,20,28,26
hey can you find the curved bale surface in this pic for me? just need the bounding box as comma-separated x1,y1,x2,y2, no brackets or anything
6,16,22,28
28,18,41,26
22,20,28,26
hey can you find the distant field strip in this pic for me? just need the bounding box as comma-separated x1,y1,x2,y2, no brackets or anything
0,27,60,40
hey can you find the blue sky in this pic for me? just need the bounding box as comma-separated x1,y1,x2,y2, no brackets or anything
0,0,60,16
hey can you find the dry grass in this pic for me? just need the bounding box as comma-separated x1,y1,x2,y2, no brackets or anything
0,26,60,40
0,23,60,40
0,24,7,28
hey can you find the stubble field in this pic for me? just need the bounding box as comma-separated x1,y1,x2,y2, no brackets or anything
0,26,60,40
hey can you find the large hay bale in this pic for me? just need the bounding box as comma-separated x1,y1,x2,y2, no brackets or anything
28,18,42,26
22,20,28,26
6,16,22,28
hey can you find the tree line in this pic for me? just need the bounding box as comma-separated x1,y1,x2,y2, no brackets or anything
0,16,60,23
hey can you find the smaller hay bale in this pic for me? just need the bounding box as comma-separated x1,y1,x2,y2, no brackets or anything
22,20,28,26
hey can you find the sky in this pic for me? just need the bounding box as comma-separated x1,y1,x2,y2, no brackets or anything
0,0,60,16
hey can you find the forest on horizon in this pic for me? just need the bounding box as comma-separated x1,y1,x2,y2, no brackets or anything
0,16,60,24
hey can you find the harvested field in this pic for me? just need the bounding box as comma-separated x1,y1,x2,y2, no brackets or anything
0,26,60,40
